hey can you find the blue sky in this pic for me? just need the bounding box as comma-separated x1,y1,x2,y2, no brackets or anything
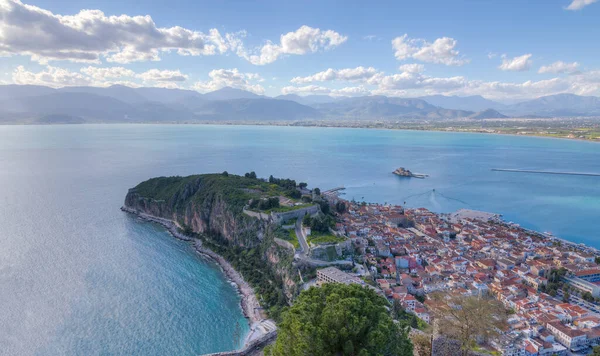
1,0,599,100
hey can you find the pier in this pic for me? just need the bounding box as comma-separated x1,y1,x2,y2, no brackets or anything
491,168,600,177
322,186,345,195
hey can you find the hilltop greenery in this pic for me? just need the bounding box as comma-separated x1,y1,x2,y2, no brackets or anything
265,283,413,356
133,172,315,216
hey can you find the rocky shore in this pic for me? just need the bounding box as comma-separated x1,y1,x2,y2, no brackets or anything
120,206,267,337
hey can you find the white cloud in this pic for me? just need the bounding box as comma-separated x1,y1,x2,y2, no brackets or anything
137,69,188,82
566,0,598,10
375,72,468,92
151,81,180,89
244,26,347,65
398,64,425,73
282,64,600,100
538,61,580,74
487,52,498,59
291,66,379,84
498,54,533,72
80,66,135,80
13,64,194,88
0,0,245,64
13,65,92,87
289,65,464,93
392,34,469,66
281,85,369,97
363,35,378,41
192,68,264,94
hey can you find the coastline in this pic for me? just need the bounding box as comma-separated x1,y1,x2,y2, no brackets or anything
4,122,599,143
120,206,271,348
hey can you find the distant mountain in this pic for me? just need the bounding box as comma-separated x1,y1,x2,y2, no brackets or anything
56,85,204,105
135,87,203,104
468,109,508,119
417,95,505,111
315,96,472,119
1,84,599,123
506,93,600,117
57,85,148,105
0,92,134,118
275,94,337,106
0,85,56,100
0,92,196,122
195,98,320,121
202,87,262,101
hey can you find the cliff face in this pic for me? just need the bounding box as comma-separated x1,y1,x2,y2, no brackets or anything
124,174,299,303
126,188,258,246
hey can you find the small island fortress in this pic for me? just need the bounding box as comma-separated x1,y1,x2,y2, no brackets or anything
393,167,428,178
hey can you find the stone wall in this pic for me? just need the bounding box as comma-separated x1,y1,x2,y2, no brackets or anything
272,205,319,224
243,205,319,225
242,209,272,221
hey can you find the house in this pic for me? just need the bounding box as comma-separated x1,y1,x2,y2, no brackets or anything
546,322,587,352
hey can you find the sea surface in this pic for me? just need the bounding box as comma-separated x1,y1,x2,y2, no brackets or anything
1,124,599,355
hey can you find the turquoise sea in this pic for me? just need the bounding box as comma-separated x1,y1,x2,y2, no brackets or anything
1,124,599,355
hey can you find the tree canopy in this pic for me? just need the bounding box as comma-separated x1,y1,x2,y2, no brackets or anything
430,293,508,356
266,283,413,356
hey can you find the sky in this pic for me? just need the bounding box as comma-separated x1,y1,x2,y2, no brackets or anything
0,0,599,101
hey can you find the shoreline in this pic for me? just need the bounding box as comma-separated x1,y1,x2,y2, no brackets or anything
120,206,269,348
4,122,599,143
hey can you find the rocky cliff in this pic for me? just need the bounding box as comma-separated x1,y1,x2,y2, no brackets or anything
124,174,300,311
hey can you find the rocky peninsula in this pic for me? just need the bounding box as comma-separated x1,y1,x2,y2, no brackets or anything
121,173,305,352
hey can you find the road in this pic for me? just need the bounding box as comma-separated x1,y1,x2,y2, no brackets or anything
295,216,310,256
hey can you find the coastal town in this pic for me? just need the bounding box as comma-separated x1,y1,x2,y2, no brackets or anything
122,172,600,356
310,195,600,356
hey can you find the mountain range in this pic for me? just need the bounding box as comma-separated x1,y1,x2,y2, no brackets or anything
0,84,599,124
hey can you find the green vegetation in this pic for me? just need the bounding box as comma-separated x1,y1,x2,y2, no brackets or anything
336,201,347,214
134,174,262,215
392,300,429,330
244,171,257,179
134,172,315,218
200,230,295,321
539,267,568,296
303,212,344,245
275,226,299,249
303,213,334,233
308,231,346,245
265,283,413,356
268,175,302,199
249,196,280,210
282,217,297,225
583,291,595,302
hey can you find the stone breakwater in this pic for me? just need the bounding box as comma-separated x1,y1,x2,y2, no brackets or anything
120,206,275,350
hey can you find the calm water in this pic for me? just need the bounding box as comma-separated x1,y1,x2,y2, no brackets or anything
1,124,599,355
